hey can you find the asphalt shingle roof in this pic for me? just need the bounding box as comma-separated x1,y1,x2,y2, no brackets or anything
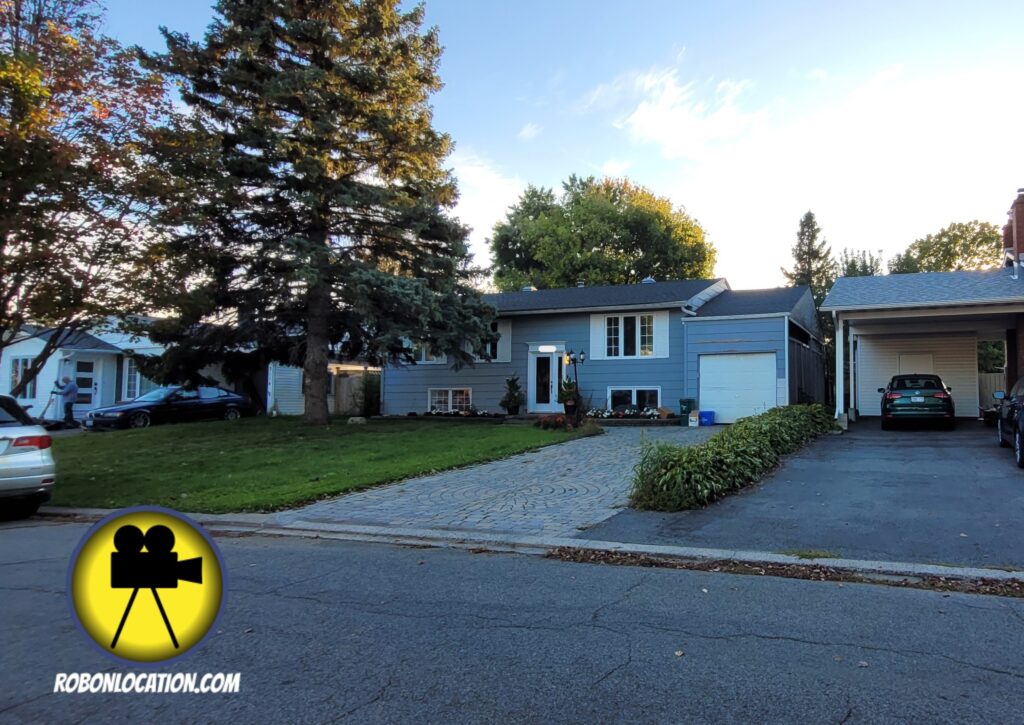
821,269,1024,311
694,286,810,317
483,279,722,313
22,327,121,352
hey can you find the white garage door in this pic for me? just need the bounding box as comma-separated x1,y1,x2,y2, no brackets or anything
699,353,778,424
856,334,978,418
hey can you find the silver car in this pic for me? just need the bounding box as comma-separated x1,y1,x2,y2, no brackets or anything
0,395,55,519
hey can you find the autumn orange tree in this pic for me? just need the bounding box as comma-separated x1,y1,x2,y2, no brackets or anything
0,0,169,394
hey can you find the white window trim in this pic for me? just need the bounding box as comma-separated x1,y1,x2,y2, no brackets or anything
603,312,655,359
606,386,662,409
472,319,512,363
10,357,36,400
427,387,473,412
591,311,668,360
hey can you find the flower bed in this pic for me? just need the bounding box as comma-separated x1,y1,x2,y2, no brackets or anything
587,407,670,420
629,404,834,511
420,409,503,418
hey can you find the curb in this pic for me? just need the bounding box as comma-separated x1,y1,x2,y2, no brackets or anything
38,506,1024,584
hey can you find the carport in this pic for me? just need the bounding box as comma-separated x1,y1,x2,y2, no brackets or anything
822,269,1024,421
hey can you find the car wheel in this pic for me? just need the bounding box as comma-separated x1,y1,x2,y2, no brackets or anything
0,500,40,521
128,411,151,429
999,418,1010,447
224,407,241,421
1015,429,1024,469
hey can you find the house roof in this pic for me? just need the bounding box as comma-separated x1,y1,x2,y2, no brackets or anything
483,279,723,314
694,286,811,317
21,327,122,352
821,268,1024,312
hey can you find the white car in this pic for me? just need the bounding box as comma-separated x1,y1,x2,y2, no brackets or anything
0,395,55,519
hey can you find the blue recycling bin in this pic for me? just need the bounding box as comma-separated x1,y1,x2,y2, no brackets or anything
698,410,716,426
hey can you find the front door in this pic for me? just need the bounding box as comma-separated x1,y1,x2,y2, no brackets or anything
70,355,102,418
528,349,564,413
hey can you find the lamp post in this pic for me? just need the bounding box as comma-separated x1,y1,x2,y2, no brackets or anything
563,349,585,425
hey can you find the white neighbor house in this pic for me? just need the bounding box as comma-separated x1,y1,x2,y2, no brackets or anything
2,324,379,421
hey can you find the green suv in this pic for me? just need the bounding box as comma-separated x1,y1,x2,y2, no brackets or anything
878,374,955,430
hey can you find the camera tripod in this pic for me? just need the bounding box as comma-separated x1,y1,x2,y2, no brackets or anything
111,587,179,649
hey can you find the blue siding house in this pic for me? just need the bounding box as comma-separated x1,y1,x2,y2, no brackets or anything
382,278,824,423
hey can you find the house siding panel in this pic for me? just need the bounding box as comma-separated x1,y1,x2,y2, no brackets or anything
382,309,687,414
855,333,978,418
683,316,788,407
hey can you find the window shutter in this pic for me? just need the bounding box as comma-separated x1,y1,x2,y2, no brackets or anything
653,311,670,358
589,315,607,360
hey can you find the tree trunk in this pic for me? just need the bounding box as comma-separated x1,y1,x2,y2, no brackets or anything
302,276,331,426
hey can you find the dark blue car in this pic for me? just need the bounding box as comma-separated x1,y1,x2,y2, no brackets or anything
84,386,255,430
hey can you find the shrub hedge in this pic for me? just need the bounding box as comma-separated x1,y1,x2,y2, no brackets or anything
629,404,834,511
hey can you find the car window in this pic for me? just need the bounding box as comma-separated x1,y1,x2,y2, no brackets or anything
175,389,200,401
218,388,233,398
199,387,220,400
892,376,942,390
0,397,31,426
1012,379,1024,398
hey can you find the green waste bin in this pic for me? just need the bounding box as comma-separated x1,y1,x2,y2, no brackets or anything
679,398,697,417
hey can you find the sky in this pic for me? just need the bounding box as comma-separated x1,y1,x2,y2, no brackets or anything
100,0,1024,289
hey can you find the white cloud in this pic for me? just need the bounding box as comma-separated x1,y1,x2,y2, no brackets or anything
600,159,631,176
806,68,828,81
516,122,542,141
448,150,524,269
584,60,1024,289
583,68,768,161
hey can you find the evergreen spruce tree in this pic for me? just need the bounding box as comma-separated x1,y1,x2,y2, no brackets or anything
144,0,495,424
781,211,837,306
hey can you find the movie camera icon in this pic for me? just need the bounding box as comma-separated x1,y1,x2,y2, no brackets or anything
109,524,203,650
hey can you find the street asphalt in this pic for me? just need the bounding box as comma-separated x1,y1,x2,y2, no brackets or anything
586,422,1024,569
3,519,1024,723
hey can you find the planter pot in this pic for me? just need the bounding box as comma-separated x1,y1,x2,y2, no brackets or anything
563,399,578,417
506,405,521,416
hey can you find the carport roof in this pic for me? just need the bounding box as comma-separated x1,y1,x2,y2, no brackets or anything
821,268,1024,312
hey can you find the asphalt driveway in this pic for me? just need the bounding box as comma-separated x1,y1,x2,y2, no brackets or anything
585,421,1024,569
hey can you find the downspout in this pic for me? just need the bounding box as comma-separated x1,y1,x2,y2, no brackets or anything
832,311,842,420
783,315,790,406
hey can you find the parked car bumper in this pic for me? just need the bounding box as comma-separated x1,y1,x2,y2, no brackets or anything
83,416,128,430
882,408,954,420
0,478,54,505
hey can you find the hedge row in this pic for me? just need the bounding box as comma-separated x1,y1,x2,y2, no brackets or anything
629,404,835,512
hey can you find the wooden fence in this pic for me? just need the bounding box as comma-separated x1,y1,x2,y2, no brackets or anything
978,372,1005,409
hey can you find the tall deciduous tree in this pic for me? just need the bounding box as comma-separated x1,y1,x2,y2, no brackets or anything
0,0,169,393
839,248,883,278
781,211,836,307
889,220,1003,274
144,0,494,425
490,176,716,291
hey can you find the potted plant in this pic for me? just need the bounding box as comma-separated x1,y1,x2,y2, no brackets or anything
558,377,580,419
499,375,525,416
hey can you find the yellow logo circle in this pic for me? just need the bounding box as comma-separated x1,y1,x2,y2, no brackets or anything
68,508,225,664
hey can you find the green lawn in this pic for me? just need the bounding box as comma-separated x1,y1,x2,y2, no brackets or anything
51,418,598,513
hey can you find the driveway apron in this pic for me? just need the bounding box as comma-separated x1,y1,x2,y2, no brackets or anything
272,426,715,537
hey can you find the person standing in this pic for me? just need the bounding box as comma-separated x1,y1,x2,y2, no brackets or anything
54,376,79,426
